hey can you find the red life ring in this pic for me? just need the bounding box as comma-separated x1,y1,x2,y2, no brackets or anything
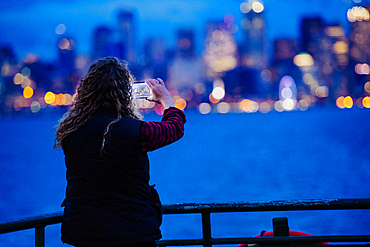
238,230,330,246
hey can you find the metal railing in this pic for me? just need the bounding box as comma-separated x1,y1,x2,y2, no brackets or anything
0,198,369,247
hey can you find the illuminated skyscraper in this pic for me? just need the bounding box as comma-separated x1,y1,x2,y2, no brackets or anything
300,17,349,103
347,5,370,98
168,27,203,101
270,39,301,98
239,0,267,69
203,20,238,79
322,23,349,101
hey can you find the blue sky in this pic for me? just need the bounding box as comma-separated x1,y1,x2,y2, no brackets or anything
0,0,356,61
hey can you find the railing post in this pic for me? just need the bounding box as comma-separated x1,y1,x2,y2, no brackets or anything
202,211,212,247
35,226,45,247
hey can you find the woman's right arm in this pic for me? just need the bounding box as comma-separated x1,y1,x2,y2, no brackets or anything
140,107,186,152
140,78,186,152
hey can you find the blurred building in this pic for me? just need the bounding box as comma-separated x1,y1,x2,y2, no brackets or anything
117,9,136,63
57,36,77,93
323,23,349,101
347,5,370,98
239,0,267,70
269,39,302,99
168,27,203,103
300,17,349,103
141,38,168,81
93,26,113,60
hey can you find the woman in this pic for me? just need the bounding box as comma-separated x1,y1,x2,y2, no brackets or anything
54,57,186,247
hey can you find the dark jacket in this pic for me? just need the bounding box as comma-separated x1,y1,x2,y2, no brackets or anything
61,114,162,246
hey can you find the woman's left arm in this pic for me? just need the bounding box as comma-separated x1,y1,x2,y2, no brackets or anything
140,107,186,152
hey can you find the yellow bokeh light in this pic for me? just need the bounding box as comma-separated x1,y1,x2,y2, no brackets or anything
325,26,344,37
333,41,348,54
336,96,345,109
343,96,353,108
44,92,56,104
293,53,314,67
175,98,187,110
363,96,370,108
23,86,34,99
57,94,66,105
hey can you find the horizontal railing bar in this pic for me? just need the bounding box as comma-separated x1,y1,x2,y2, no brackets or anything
157,239,205,246
0,212,63,235
0,198,369,235
162,198,370,214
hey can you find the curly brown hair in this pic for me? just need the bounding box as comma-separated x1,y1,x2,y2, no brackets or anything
54,57,142,150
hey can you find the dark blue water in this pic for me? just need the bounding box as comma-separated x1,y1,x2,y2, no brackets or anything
1,107,369,246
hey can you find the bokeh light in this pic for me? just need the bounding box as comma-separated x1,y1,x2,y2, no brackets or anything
252,1,264,13
30,101,41,113
282,98,295,111
347,6,370,22
363,96,370,108
13,73,24,85
315,86,329,98
44,92,56,104
240,2,251,13
21,67,31,78
240,99,258,113
259,101,271,113
365,81,370,93
336,96,345,109
293,53,314,67
212,87,225,100
198,103,212,114
217,102,230,113
343,96,353,108
55,24,66,35
175,98,187,110
23,86,33,98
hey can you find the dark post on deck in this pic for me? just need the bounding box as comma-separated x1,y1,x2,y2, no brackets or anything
0,198,370,247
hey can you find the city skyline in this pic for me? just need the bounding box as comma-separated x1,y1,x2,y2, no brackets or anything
0,0,356,62
1,0,370,115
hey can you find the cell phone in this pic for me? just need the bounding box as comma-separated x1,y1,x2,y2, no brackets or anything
132,81,152,99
